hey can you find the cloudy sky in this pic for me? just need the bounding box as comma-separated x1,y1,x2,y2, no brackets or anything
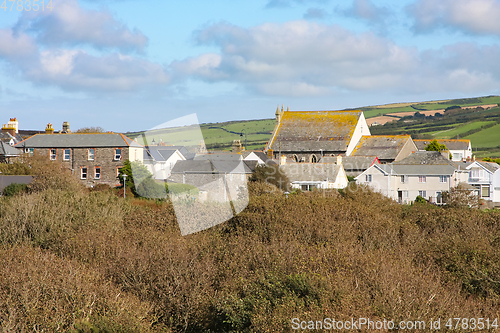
1,0,500,132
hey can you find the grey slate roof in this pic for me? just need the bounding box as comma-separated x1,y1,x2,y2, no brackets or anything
0,132,23,144
194,153,242,161
269,110,362,153
394,151,453,165
15,133,142,148
382,164,456,176
462,161,500,173
280,163,341,182
414,139,470,151
351,135,413,160
320,155,379,170
172,159,253,174
0,142,21,156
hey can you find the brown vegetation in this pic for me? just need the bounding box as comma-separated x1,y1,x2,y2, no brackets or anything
1,159,500,332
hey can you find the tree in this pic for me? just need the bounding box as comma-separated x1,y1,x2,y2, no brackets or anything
117,160,166,198
75,126,106,133
425,139,448,152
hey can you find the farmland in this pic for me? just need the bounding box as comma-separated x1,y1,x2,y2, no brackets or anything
126,95,500,156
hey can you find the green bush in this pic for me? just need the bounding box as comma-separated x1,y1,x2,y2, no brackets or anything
2,183,28,196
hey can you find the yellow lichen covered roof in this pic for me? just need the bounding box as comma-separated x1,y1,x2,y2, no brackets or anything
270,110,362,152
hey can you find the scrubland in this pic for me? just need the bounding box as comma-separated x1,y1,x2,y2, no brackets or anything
1,168,500,332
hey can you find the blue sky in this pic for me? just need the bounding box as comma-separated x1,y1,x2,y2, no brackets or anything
1,0,500,132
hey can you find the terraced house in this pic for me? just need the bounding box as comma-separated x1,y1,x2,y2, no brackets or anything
15,128,143,186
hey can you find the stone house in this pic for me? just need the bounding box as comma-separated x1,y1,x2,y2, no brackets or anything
266,106,371,162
15,131,143,186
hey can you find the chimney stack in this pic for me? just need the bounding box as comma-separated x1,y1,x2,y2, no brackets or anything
7,118,18,133
280,155,287,165
45,123,54,134
62,121,70,133
1,123,15,137
336,154,342,165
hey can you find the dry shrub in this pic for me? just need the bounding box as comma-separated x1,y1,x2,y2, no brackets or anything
1,177,500,332
0,246,151,332
26,153,84,193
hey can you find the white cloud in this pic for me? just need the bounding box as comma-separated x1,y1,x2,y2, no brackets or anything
28,50,170,92
0,29,37,59
18,0,148,52
340,0,390,23
175,21,418,95
408,0,500,35
173,20,500,97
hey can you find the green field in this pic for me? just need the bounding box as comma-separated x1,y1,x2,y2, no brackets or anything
464,123,500,148
432,121,496,139
126,118,275,151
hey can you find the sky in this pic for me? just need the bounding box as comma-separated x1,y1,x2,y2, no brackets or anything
1,0,500,132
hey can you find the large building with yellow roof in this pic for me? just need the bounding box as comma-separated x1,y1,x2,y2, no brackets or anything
266,106,371,162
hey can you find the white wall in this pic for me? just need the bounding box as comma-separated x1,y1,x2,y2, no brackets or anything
346,112,371,156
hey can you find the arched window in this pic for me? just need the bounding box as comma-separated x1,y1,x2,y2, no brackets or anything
293,154,299,162
310,154,317,163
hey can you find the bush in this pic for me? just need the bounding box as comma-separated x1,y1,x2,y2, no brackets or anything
249,163,290,191
2,183,28,196
414,195,427,204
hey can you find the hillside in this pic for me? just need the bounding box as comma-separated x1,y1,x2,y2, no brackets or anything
125,95,500,156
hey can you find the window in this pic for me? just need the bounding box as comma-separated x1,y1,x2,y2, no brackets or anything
436,191,443,204
439,176,448,183
25,148,34,155
401,175,408,183
418,175,426,183
116,166,123,177
50,149,57,160
88,148,95,161
482,186,490,198
94,167,101,180
63,149,71,161
402,190,409,198
418,190,427,198
114,148,122,160
81,167,88,180
365,174,372,182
